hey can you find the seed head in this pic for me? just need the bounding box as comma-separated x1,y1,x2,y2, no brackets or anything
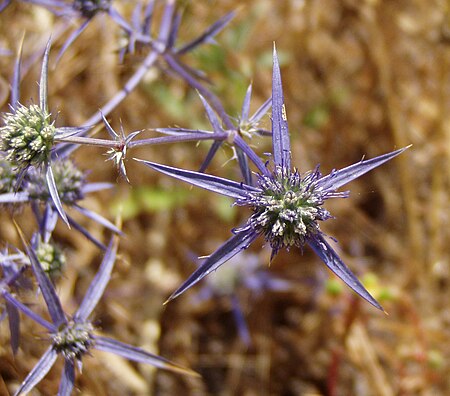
52,321,95,361
26,160,86,204
238,166,345,255
0,104,55,169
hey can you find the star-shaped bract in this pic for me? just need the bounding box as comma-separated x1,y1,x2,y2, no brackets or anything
3,232,198,396
136,45,410,311
154,85,271,185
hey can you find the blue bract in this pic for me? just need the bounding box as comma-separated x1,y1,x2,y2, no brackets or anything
136,45,410,311
3,233,198,396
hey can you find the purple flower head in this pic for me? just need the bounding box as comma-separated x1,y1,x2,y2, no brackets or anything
136,44,410,312
152,87,271,184
5,232,198,395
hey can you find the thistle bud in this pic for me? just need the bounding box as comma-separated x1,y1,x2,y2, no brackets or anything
0,104,55,169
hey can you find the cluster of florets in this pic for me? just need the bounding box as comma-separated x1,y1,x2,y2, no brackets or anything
35,239,66,278
239,166,332,253
52,321,94,361
26,160,86,204
73,0,111,18
0,157,17,193
0,104,55,169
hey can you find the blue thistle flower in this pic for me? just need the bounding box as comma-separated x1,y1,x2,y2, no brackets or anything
0,41,92,226
3,231,199,395
135,45,410,311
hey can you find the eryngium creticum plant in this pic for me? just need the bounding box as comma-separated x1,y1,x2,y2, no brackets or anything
0,41,91,226
136,45,410,311
3,233,198,396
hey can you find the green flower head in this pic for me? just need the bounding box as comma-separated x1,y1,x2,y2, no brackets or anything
0,104,55,169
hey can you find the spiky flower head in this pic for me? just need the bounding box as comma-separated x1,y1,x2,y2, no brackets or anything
0,104,55,170
135,44,410,311
26,160,86,204
73,0,112,18
35,239,66,278
52,321,95,361
237,166,349,257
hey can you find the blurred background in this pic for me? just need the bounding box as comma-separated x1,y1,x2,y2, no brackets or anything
0,0,449,394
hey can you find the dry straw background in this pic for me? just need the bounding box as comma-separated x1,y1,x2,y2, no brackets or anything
0,0,449,395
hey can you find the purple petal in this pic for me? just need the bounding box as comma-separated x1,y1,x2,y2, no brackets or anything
74,237,118,321
316,146,411,192
46,165,70,227
73,205,123,235
131,2,142,30
176,11,235,55
2,291,55,331
16,226,67,326
142,0,154,35
58,359,75,396
198,140,222,173
66,215,107,251
108,7,135,33
198,94,223,134
93,336,199,377
307,233,383,311
166,230,258,303
249,96,272,124
236,146,252,185
157,0,176,48
271,45,291,169
167,10,182,49
135,159,258,199
5,300,20,354
14,346,58,396
101,114,118,139
11,38,23,111
241,84,252,122
39,40,51,113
